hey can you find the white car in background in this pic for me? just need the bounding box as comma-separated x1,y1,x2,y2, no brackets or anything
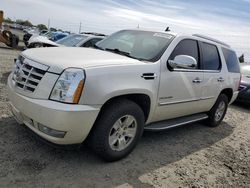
28,33,105,48
56,34,105,47
27,32,69,48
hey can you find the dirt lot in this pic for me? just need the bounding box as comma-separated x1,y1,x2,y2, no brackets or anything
0,42,249,188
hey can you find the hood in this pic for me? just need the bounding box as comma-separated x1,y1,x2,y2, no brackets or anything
28,36,58,47
22,47,145,73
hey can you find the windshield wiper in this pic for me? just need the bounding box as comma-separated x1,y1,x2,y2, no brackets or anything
92,44,104,50
104,48,136,59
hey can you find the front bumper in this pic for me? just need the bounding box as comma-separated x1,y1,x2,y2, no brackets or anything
7,79,100,145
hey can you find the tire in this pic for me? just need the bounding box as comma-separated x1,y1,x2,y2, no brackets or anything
89,99,145,162
206,94,228,127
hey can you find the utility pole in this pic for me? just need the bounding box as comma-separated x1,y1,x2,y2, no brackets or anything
79,22,82,34
48,18,50,30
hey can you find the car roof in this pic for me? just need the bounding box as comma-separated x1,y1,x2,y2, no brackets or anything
124,28,231,49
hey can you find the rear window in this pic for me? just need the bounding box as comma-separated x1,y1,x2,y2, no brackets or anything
201,43,221,70
222,48,240,73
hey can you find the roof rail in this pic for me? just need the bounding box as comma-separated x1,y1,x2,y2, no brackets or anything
193,34,230,47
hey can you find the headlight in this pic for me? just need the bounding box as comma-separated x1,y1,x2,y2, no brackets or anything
50,68,85,104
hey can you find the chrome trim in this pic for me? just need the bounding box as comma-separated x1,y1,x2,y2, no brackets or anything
200,96,214,100
159,98,200,106
173,69,220,73
158,96,214,106
12,57,48,93
141,73,158,79
24,58,49,71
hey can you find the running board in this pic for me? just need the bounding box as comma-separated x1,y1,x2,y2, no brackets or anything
144,113,208,131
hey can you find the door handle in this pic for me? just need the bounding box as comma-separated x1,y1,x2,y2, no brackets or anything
217,77,225,82
193,77,202,83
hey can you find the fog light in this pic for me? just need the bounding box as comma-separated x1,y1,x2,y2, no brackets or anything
38,123,66,138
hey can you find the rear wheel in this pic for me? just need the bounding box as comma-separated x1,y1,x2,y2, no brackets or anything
89,99,145,161
206,94,228,127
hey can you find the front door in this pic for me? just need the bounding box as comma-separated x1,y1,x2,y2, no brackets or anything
153,39,205,122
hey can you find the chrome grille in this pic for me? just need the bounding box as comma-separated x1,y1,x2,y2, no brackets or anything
12,56,48,93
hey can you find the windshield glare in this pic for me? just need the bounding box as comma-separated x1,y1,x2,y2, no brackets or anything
96,30,173,61
241,65,250,76
56,34,87,46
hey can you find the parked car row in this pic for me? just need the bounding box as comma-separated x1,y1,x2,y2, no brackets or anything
23,30,106,49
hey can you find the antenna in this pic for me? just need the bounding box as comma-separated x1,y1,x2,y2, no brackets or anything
165,27,170,32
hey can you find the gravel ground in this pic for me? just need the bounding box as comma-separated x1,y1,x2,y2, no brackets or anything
0,42,249,188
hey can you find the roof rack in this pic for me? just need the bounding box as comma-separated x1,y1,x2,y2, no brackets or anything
193,34,230,47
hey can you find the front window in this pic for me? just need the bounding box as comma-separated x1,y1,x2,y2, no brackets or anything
57,34,87,47
241,65,250,77
96,30,174,61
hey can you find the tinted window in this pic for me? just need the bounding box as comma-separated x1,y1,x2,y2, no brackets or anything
222,48,240,73
201,43,221,70
82,38,103,47
169,39,199,66
57,34,87,47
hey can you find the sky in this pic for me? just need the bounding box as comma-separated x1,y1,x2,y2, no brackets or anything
1,0,250,61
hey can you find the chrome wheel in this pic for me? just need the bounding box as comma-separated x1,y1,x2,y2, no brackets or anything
109,115,137,151
215,101,226,122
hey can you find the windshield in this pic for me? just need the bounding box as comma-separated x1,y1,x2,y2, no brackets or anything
56,34,87,46
241,65,250,76
45,32,56,38
96,30,173,61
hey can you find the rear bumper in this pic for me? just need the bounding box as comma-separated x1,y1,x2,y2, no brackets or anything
8,79,100,145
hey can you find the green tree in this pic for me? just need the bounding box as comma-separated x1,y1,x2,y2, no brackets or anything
3,17,14,23
16,19,33,27
239,54,245,63
37,24,47,31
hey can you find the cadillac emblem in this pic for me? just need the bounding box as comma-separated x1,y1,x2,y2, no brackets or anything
13,68,24,82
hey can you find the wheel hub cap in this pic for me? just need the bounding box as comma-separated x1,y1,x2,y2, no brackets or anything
215,101,226,122
109,115,137,151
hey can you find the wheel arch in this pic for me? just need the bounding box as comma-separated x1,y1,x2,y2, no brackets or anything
220,88,233,102
99,93,151,122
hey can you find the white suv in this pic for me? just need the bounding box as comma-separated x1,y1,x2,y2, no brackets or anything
8,29,241,161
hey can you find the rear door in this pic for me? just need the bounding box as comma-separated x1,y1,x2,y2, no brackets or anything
199,42,224,111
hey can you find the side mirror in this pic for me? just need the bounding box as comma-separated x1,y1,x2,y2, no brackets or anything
168,55,197,70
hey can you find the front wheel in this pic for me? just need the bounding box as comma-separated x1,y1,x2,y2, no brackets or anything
89,99,145,161
206,94,228,127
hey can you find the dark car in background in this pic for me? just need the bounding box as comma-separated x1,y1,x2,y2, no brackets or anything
237,63,250,103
